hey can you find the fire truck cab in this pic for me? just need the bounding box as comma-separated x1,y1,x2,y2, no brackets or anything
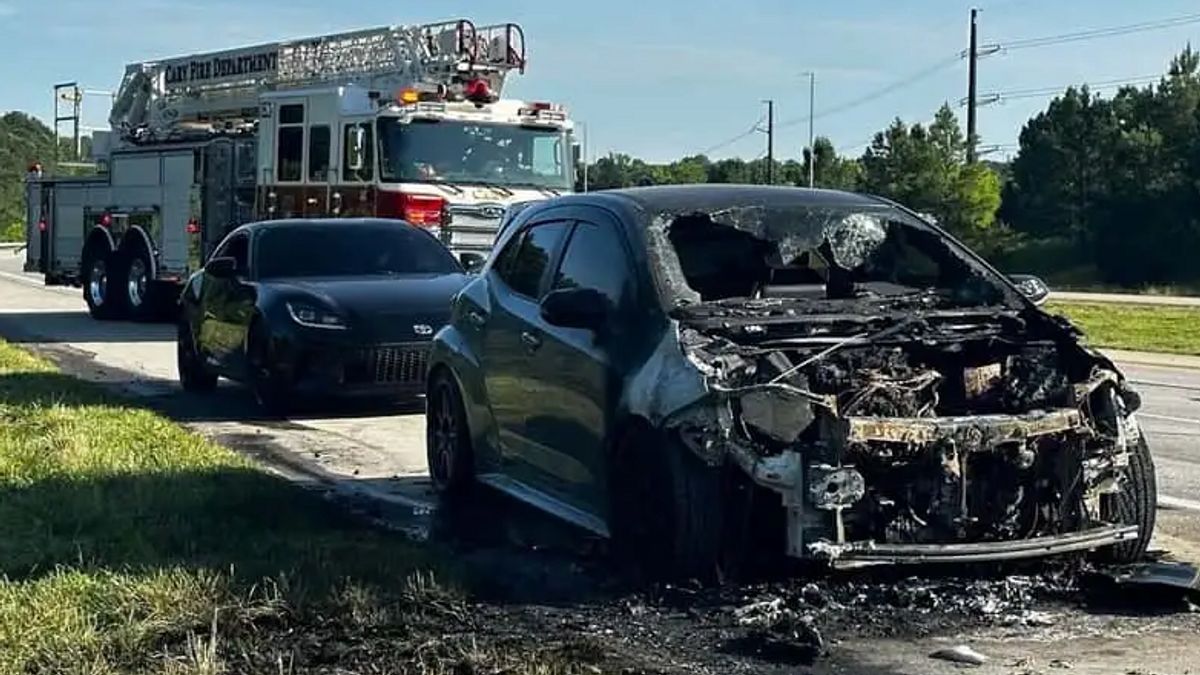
25,19,577,321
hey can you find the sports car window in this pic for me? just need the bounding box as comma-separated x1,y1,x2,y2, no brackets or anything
256,225,461,279
495,220,571,298
552,221,631,310
213,233,249,274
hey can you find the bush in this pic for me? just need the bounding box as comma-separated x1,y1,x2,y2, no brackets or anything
0,221,22,243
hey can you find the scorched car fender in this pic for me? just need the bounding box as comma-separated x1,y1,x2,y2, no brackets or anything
621,319,716,439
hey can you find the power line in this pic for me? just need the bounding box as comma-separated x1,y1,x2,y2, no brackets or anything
964,74,1162,106
694,116,765,157
987,12,1200,51
776,54,963,130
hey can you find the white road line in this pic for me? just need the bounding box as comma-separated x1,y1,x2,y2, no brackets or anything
1139,412,1200,426
1128,379,1200,392
0,308,83,314
0,269,79,295
1159,495,1200,512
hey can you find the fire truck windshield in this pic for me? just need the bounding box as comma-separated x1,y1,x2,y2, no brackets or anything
377,118,573,190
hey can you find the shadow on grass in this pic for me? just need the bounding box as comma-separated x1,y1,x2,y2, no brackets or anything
0,366,618,607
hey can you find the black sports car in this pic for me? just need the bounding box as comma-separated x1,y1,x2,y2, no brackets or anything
178,218,470,410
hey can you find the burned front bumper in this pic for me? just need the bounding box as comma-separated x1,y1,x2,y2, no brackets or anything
724,408,1136,566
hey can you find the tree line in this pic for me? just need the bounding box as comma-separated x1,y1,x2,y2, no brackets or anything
577,47,1200,288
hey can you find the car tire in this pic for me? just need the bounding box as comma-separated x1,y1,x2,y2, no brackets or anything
247,324,288,415
610,426,724,584
177,319,217,393
82,244,122,320
1096,434,1157,563
118,242,159,322
426,370,474,497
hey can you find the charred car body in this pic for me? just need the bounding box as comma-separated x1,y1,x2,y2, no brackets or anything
427,185,1154,578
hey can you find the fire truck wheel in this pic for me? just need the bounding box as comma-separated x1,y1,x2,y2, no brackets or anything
82,244,124,321
118,244,158,322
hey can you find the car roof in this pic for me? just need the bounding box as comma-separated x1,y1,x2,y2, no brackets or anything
238,218,415,233
516,184,893,227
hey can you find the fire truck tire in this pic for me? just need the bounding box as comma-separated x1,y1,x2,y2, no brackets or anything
82,244,123,321
117,243,159,322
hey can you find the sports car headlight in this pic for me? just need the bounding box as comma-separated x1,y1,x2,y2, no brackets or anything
286,302,347,330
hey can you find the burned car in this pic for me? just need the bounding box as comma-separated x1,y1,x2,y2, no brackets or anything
425,185,1154,579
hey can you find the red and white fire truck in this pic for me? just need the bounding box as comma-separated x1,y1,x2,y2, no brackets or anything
25,19,577,320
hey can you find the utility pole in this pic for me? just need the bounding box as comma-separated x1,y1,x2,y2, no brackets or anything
581,122,589,192
763,99,775,184
806,72,816,187
967,8,979,163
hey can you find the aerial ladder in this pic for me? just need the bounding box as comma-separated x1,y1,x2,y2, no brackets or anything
106,19,528,146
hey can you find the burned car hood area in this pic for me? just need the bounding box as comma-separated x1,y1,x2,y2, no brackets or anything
629,186,1150,566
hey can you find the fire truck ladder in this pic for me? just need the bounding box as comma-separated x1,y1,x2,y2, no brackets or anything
108,19,526,143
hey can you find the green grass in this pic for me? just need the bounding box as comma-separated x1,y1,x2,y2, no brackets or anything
1046,301,1200,356
0,342,494,674
0,221,21,243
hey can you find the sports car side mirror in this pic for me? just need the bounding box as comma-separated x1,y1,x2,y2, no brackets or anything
459,252,485,274
1010,274,1050,305
540,287,609,330
205,256,237,279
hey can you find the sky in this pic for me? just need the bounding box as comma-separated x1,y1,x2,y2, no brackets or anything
1,0,1198,164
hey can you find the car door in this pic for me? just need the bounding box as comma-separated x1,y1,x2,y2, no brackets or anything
519,211,639,516
197,231,254,373
478,217,573,488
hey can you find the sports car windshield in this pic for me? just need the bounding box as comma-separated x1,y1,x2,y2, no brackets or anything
256,224,461,279
377,118,573,190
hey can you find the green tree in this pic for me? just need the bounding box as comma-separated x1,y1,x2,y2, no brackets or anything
801,137,862,190
860,104,999,239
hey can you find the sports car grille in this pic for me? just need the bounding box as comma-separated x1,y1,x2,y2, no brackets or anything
345,344,429,385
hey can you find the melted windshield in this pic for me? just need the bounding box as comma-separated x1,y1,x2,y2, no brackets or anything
659,206,1010,310
256,224,461,279
377,118,573,190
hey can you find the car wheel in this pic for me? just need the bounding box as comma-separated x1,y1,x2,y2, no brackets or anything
610,426,724,584
247,325,288,415
177,319,217,393
1096,434,1157,563
426,370,474,496
119,243,159,322
82,245,122,320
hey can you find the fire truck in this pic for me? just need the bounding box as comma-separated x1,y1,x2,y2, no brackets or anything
24,19,577,320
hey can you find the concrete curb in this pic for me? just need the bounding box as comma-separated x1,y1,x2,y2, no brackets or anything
1051,291,1200,307
1102,348,1200,371
0,242,24,250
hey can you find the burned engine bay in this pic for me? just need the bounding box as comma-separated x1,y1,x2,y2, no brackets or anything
648,199,1147,565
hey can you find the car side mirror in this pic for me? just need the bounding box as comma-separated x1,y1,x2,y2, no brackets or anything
205,256,237,279
459,252,486,274
540,287,609,330
1010,274,1050,305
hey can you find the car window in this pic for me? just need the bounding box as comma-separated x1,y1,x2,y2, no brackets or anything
255,225,461,279
213,233,249,274
552,220,631,310
494,220,571,298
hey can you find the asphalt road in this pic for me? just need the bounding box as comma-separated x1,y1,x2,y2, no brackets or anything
5,249,1200,674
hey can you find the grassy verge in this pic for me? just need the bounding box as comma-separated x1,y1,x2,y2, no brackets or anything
0,222,21,243
1046,301,1200,356
0,341,591,674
